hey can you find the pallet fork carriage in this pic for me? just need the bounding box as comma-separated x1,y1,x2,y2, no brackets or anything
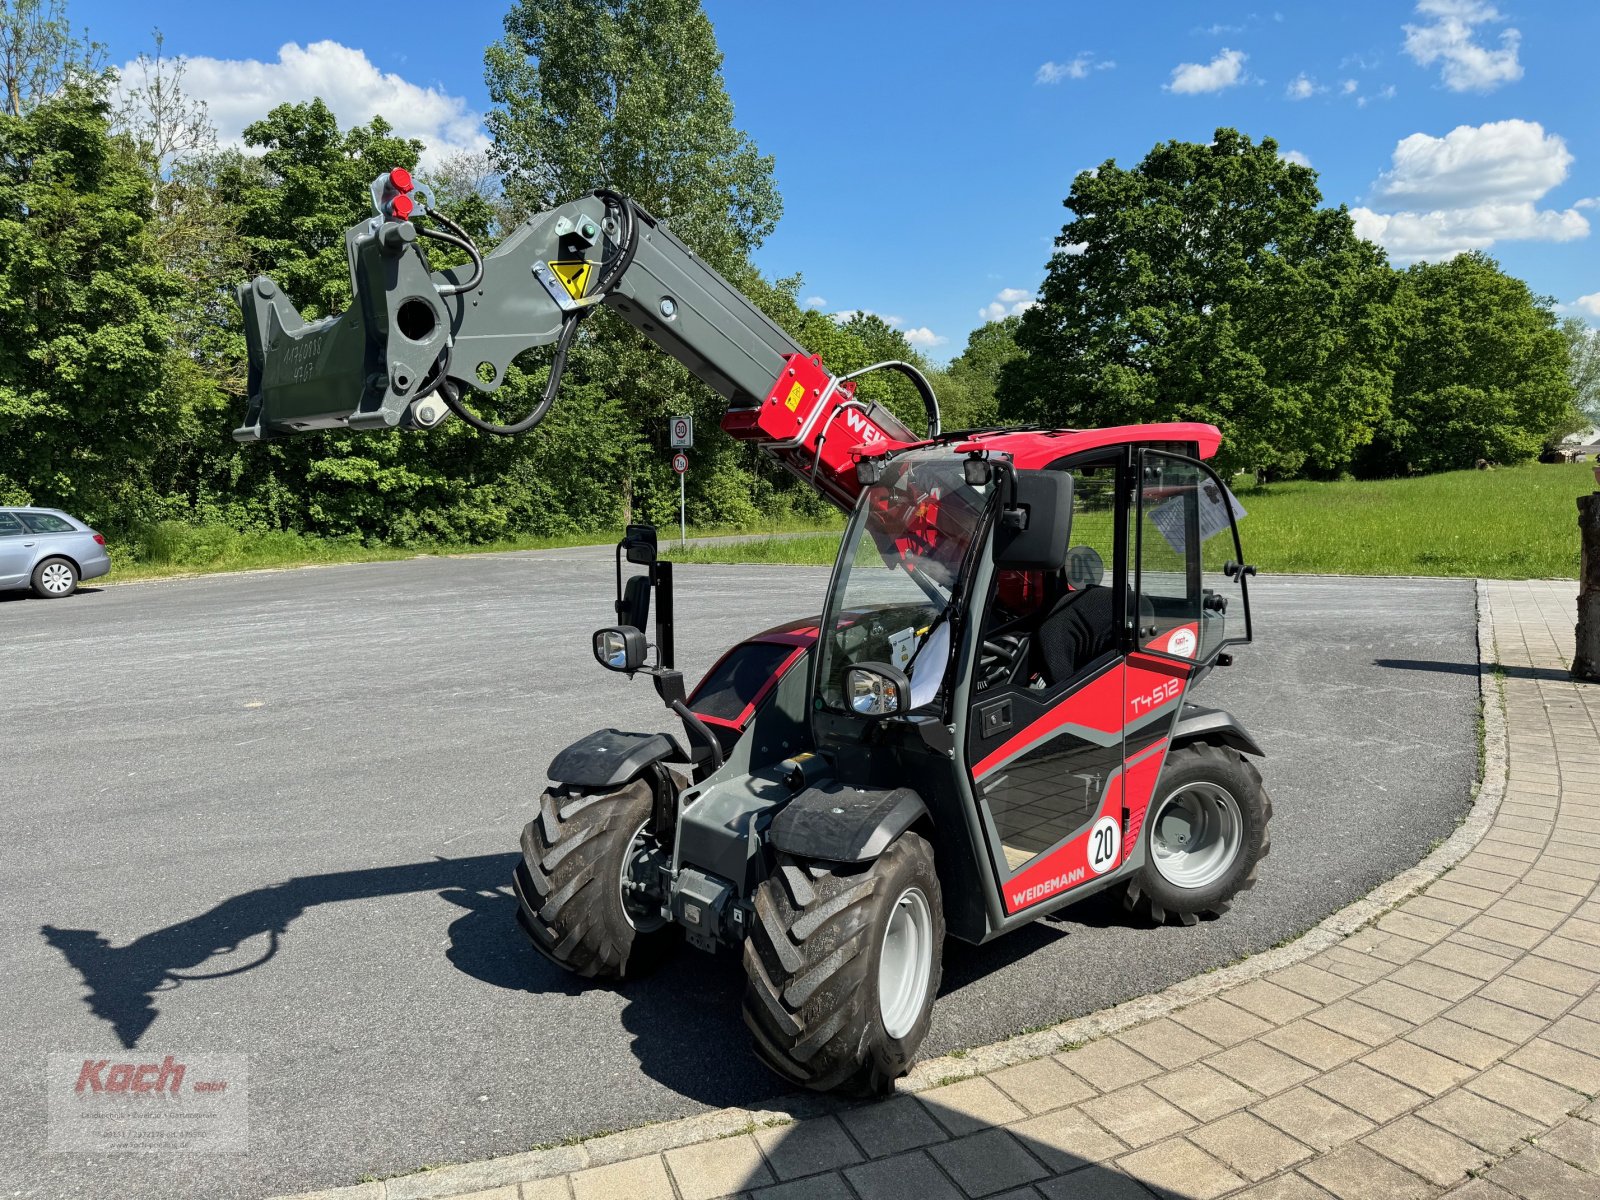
237,174,1272,1094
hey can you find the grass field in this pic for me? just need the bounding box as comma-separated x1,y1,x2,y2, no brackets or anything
106,513,844,584
666,461,1596,579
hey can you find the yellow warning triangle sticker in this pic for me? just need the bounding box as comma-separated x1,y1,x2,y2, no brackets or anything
549,260,593,300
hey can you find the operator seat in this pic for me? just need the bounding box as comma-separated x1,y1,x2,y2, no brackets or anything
1035,585,1119,686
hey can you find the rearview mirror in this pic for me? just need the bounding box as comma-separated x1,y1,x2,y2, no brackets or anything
844,662,909,718
593,626,648,673
994,469,1073,570
622,524,657,565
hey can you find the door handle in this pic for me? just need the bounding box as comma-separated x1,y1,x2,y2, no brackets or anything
22,541,34,547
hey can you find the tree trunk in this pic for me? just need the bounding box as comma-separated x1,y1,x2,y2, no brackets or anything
1575,493,1600,681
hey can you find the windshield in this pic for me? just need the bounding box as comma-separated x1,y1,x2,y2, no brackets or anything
818,455,992,712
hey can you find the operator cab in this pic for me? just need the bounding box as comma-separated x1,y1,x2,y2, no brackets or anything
811,437,1254,924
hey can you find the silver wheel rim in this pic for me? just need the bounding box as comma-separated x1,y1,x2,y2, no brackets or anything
619,820,667,933
1150,782,1243,889
41,563,73,594
878,886,933,1040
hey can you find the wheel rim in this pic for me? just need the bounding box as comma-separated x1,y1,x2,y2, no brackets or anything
1150,781,1243,890
619,820,668,933
41,563,73,594
878,886,934,1040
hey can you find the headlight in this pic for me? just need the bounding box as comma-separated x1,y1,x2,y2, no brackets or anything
846,666,905,716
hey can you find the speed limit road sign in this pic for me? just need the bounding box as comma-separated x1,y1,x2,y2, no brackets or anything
672,451,689,474
670,415,693,447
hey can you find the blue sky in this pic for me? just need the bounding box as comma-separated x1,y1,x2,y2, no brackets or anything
91,1,1600,359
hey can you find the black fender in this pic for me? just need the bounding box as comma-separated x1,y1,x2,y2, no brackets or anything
767,782,929,864
547,728,686,790
1171,704,1265,758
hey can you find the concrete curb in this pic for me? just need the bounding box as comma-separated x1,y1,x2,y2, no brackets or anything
269,579,1509,1200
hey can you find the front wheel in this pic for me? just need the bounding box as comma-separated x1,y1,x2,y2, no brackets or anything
742,831,944,1095
512,778,677,980
1124,741,1272,926
32,557,78,599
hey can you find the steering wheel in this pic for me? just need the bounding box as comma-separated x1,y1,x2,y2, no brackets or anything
978,632,1028,691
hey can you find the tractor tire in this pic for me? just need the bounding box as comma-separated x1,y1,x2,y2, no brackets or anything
1125,740,1271,926
513,778,677,980
742,831,944,1096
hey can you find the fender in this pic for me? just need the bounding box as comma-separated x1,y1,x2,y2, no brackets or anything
1170,704,1265,758
546,728,686,790
768,782,929,863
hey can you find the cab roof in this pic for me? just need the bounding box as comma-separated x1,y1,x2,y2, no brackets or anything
951,423,1222,469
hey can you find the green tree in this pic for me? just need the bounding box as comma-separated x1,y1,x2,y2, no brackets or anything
0,81,182,521
1559,316,1600,427
1,0,101,117
1359,253,1576,474
486,0,784,526
939,316,1022,430
1000,128,1405,477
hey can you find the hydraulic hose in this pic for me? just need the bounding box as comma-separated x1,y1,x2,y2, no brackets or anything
435,306,587,436
425,192,635,437
840,360,942,438
417,207,485,297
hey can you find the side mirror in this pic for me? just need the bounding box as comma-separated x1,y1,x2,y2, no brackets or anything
844,662,910,718
593,626,648,673
622,524,657,566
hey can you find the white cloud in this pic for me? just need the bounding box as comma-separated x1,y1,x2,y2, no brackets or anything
1575,197,1600,210
1352,119,1588,261
902,327,947,349
1035,54,1114,84
1341,79,1360,94
1573,293,1600,319
979,288,1038,322
1357,84,1398,107
1282,149,1313,168
1167,48,1247,95
803,296,826,308
132,41,491,171
1402,0,1522,92
1351,206,1586,261
1285,73,1321,100
1373,119,1571,208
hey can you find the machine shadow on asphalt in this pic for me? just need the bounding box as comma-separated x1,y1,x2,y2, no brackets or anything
41,853,524,1049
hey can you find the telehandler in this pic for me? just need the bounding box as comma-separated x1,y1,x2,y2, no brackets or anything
237,175,1270,1094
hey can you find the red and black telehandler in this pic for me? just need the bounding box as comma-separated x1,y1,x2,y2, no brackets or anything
236,176,1270,1094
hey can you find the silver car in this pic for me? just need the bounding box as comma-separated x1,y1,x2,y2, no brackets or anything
0,508,112,598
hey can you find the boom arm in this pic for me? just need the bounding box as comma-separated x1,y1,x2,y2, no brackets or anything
235,179,938,509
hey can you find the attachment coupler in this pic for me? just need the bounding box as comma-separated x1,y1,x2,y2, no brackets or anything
233,188,619,443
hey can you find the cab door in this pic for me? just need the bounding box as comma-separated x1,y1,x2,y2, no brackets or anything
1123,450,1254,856
963,456,1133,915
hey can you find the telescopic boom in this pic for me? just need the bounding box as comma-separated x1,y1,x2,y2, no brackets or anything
235,174,940,510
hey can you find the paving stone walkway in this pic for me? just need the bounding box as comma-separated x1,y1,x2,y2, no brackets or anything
285,580,1600,1200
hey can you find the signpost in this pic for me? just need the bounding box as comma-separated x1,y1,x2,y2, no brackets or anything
669,416,693,547
671,449,689,548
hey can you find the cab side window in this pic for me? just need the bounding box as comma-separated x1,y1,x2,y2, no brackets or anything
0,513,24,537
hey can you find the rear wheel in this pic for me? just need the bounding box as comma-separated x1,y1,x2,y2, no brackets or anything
1124,741,1271,926
743,831,943,1095
513,778,677,979
31,557,78,599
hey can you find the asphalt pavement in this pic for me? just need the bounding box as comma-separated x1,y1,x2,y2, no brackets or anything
0,551,1479,1199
